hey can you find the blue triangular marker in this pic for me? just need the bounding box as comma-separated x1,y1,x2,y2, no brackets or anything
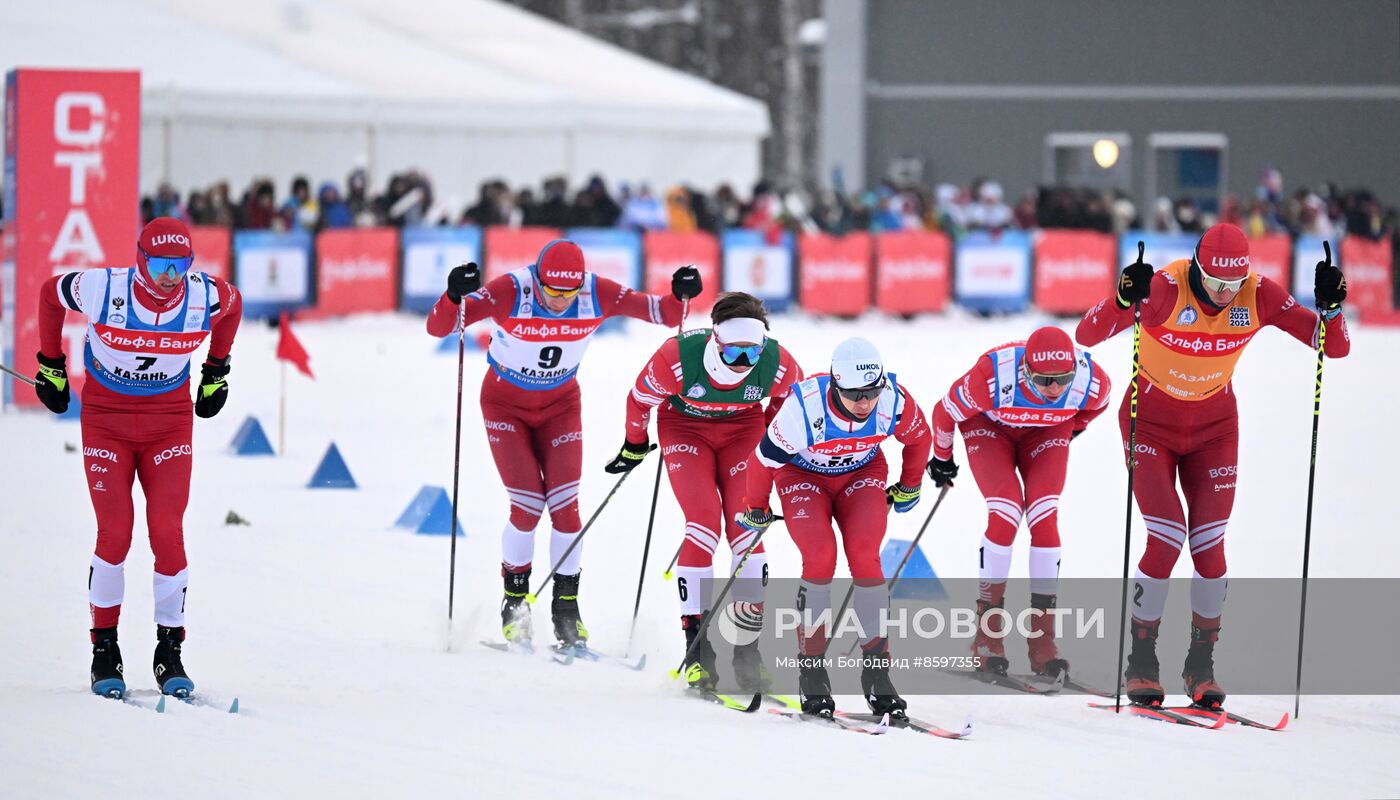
307,442,357,489
415,489,464,536
228,698,239,714
228,416,276,456
880,539,947,600
394,486,443,529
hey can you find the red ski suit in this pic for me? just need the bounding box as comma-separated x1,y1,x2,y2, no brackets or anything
1077,261,1349,625
39,269,242,631
427,270,681,573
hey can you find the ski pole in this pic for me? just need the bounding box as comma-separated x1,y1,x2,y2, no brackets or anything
447,301,467,626
625,298,688,657
668,516,781,681
0,363,38,387
1293,240,1334,720
525,445,658,605
1112,241,1146,713
837,484,952,657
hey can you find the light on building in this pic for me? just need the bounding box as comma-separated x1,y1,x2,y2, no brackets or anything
1093,139,1120,169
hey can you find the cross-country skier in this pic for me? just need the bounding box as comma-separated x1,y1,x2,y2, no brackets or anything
33,217,243,699
1076,222,1350,707
605,292,803,691
426,241,700,650
736,337,931,718
926,326,1112,681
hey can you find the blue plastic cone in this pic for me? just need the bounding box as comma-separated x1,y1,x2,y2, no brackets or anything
307,442,357,489
393,486,464,536
228,416,276,456
880,539,947,600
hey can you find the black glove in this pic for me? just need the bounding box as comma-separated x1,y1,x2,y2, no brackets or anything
446,262,482,304
33,351,70,414
195,356,231,419
1116,241,1154,308
1314,241,1347,316
671,265,702,301
603,439,652,474
926,456,959,488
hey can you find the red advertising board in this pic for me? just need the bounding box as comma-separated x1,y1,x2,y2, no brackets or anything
1341,236,1394,319
190,225,231,282
484,226,561,283
1033,230,1115,314
2,69,140,407
874,230,950,314
306,227,399,319
799,232,872,315
1247,233,1291,288
644,231,719,316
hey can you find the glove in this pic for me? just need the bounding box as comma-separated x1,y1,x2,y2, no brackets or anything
671,265,702,301
886,482,922,513
925,456,959,488
195,356,231,419
1116,241,1154,308
1314,241,1347,319
446,262,482,304
734,507,775,537
33,351,70,414
603,439,651,474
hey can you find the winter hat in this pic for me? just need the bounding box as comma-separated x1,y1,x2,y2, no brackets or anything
829,337,885,389
138,217,193,260
535,240,586,290
1023,327,1076,375
1194,223,1250,280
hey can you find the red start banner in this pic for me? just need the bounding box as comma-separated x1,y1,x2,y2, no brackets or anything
1033,230,1116,314
1341,235,1394,319
484,226,561,283
644,231,718,317
1247,233,1291,289
190,225,231,282
308,227,399,319
874,230,951,314
2,69,140,408
799,232,872,316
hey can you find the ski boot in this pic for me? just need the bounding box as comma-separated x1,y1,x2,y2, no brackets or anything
501,567,533,646
1182,623,1226,709
551,572,589,651
731,641,771,694
1028,593,1070,682
1123,618,1164,706
972,599,1009,676
153,625,195,697
859,640,908,720
680,614,718,691
797,655,835,717
90,627,126,698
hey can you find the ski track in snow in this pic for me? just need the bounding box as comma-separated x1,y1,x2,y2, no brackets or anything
2,312,1398,798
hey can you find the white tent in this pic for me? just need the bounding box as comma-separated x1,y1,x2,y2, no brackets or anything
2,0,769,204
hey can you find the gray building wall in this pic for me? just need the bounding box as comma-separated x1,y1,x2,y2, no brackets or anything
823,0,1400,205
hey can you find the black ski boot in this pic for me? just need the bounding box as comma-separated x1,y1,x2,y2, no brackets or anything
860,643,908,720
551,572,589,650
90,627,125,698
153,625,194,697
1182,624,1226,709
501,567,532,645
1124,619,1164,706
797,655,835,717
680,614,718,691
731,641,770,694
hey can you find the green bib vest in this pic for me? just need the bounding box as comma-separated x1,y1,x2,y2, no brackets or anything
667,328,781,419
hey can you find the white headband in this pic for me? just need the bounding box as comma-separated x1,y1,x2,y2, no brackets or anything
713,317,767,345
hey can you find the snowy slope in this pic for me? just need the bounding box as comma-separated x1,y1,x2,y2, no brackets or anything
2,312,1398,798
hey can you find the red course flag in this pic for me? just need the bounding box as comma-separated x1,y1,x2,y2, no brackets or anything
277,311,314,379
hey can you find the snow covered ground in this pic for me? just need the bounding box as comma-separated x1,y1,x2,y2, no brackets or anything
3,310,1398,798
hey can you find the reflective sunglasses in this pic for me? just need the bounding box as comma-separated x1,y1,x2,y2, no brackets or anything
834,376,886,402
538,281,582,299
1200,270,1246,294
718,341,764,366
144,253,194,282
1026,369,1075,388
